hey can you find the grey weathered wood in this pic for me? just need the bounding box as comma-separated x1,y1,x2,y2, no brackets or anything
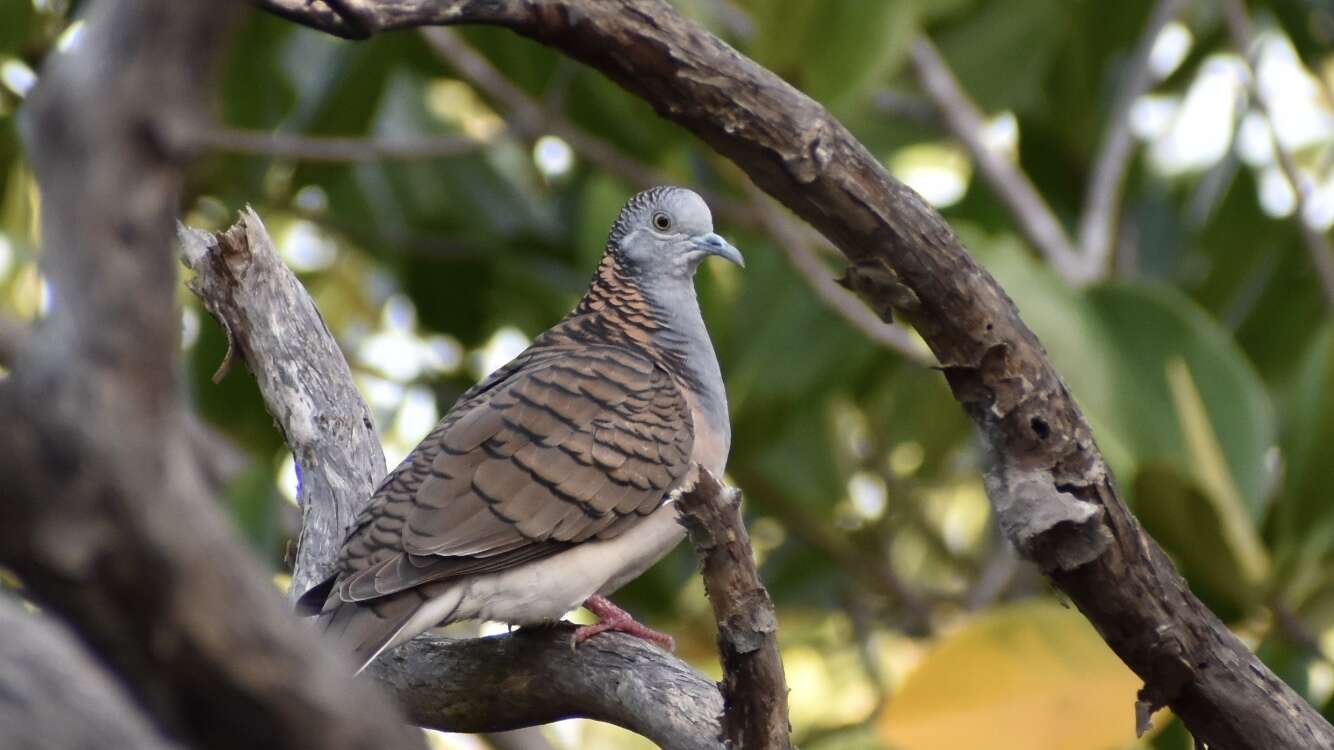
180,209,386,599
256,2,1334,747
182,210,727,747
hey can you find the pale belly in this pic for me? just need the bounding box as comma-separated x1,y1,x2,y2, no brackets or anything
386,501,687,651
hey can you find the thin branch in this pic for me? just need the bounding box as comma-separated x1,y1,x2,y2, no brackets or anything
188,126,490,162
677,470,792,749
749,190,934,366
1221,0,1334,310
871,89,940,128
180,209,726,747
909,37,1085,285
419,27,757,227
420,27,672,190
259,2,1334,746
1077,0,1190,279
1,1,421,748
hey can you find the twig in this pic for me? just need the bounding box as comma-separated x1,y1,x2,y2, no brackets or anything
871,89,939,128
1221,0,1334,310
1077,0,1190,280
419,27,757,226
181,209,726,747
677,470,792,749
420,27,671,191
749,191,935,366
188,126,489,162
909,37,1085,285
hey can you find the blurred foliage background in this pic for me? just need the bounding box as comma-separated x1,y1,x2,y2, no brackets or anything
4,0,1334,748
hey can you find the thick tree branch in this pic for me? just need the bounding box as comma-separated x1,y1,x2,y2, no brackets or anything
677,471,792,749
180,209,726,747
0,2,422,748
1222,0,1334,310
257,2,1334,747
909,37,1085,285
1076,0,1189,279
0,596,179,750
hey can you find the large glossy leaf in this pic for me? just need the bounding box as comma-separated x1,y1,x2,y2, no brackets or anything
879,600,1161,749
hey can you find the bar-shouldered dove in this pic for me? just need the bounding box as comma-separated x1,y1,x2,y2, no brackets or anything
297,186,742,672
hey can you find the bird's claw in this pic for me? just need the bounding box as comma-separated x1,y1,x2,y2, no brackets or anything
572,595,675,652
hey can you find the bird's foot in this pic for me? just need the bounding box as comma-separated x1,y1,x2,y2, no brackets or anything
573,595,675,651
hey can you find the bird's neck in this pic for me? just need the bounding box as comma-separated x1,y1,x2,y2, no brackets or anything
571,254,728,429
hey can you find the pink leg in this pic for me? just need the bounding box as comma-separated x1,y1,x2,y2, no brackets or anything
573,595,675,651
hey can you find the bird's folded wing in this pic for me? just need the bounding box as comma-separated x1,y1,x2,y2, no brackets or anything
332,344,693,605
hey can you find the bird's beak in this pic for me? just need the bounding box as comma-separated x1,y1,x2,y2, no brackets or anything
694,232,745,268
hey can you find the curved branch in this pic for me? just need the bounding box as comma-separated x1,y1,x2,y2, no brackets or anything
374,628,724,750
254,2,1334,747
180,209,726,747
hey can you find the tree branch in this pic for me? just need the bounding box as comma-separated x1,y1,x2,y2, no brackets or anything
188,126,489,162
677,470,791,750
257,2,1334,747
1221,0,1334,310
180,209,726,747
748,190,934,366
1076,0,1189,279
0,2,422,748
181,210,387,599
909,37,1085,285
0,596,179,750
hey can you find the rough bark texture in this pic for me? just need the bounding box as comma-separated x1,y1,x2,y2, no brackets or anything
256,1,1334,748
0,2,421,749
677,471,791,750
374,628,725,749
181,211,727,748
181,210,387,599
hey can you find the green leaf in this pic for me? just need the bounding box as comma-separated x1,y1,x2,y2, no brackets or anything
1270,324,1334,620
1134,465,1263,615
746,0,917,116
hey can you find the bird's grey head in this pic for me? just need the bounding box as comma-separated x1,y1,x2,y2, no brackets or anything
607,186,744,279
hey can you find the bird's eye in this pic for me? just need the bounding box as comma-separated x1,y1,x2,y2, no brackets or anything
651,212,672,231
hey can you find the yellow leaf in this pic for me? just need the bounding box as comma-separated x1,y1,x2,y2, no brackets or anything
879,601,1163,750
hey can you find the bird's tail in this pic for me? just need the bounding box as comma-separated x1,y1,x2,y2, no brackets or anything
297,576,430,673
317,593,424,674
